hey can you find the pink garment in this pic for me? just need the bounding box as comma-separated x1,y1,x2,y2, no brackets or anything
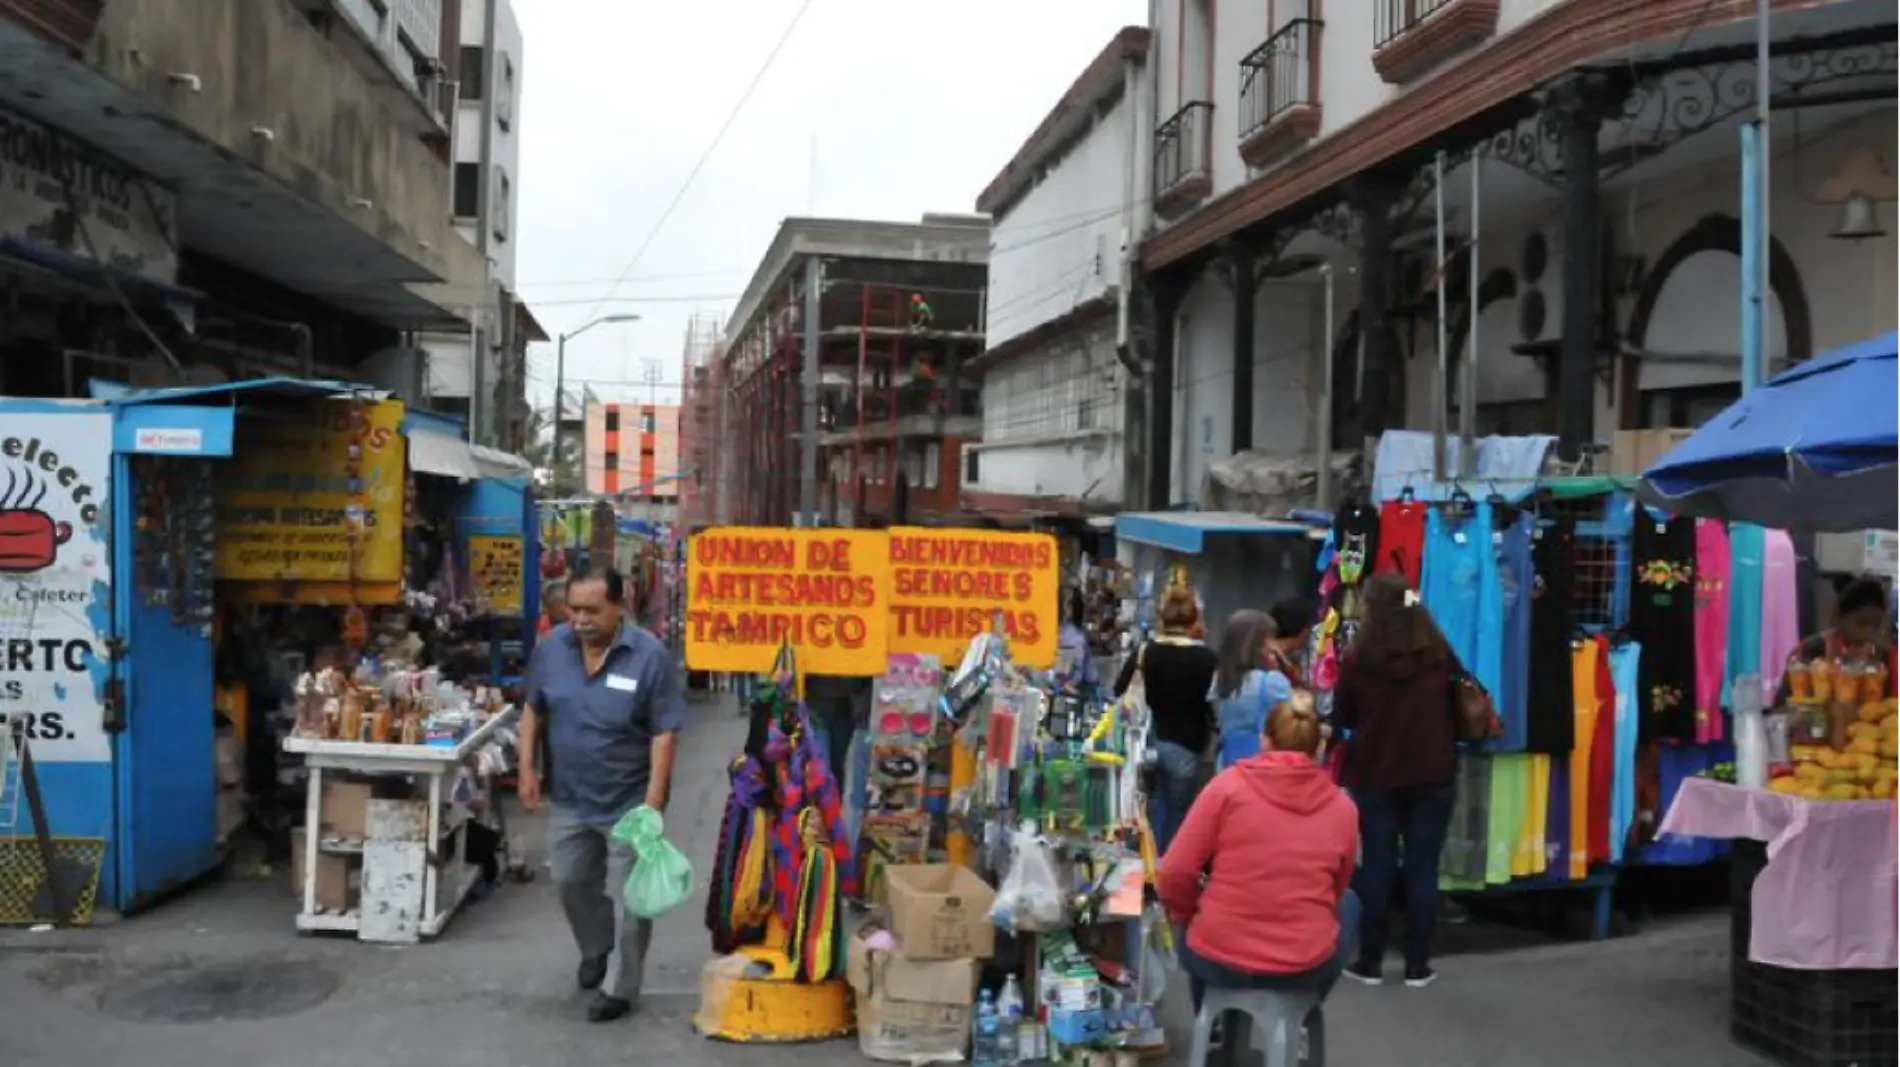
1661,778,1898,970
1693,520,1731,743
1758,530,1802,707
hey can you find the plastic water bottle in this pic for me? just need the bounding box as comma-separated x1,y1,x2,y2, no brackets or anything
996,975,1024,1064
972,989,1001,1067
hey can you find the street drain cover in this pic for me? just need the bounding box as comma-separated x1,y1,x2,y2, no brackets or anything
96,960,339,1024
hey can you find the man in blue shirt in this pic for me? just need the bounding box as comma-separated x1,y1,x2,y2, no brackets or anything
520,565,688,1023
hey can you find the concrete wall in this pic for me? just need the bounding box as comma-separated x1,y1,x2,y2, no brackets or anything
452,0,522,288
1167,268,1328,505
87,0,474,286
986,87,1135,348
972,316,1128,505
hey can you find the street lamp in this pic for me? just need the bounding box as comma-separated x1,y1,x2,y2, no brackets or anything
552,313,640,494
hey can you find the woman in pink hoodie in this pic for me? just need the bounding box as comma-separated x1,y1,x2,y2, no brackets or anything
1159,694,1361,1012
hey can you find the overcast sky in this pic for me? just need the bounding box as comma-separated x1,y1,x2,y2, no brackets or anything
512,0,1147,413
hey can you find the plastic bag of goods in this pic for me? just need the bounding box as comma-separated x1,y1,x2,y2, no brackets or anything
989,824,1066,932
611,805,696,918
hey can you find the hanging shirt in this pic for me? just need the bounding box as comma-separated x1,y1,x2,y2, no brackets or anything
1422,502,1495,675
1587,635,1616,867
1759,530,1803,707
1376,499,1428,586
1496,509,1536,750
1569,639,1600,881
1608,641,1643,864
1545,755,1570,881
1333,500,1381,588
1526,517,1577,754
1694,519,1732,744
1630,513,1698,742
1727,523,1767,706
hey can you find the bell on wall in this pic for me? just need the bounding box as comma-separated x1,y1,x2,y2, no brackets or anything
1830,193,1886,242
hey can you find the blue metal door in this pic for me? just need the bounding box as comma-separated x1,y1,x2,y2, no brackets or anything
112,452,219,910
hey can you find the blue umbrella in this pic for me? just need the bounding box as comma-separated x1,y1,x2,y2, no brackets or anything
1638,331,1897,533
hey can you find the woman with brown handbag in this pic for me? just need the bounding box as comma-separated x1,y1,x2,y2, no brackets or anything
1332,571,1483,989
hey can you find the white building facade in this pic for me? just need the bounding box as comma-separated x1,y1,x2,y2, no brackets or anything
962,28,1154,520
1136,0,1895,508
422,0,530,445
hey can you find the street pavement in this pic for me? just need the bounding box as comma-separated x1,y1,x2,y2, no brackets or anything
0,692,1769,1066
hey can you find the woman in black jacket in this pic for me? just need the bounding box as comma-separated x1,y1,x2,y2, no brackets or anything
1115,585,1220,852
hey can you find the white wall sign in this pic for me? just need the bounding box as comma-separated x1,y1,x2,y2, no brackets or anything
0,105,180,286
0,411,114,762
133,427,204,454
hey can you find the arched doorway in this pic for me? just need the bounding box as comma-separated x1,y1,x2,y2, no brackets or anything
1620,214,1813,429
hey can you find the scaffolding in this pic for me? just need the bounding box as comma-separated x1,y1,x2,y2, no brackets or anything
677,311,726,529
710,221,992,528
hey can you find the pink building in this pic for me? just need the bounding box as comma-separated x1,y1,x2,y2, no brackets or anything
583,402,681,498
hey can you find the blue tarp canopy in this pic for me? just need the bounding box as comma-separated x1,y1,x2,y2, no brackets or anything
1638,331,1897,533
1114,511,1319,555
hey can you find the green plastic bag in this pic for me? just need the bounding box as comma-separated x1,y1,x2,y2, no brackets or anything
611,805,695,919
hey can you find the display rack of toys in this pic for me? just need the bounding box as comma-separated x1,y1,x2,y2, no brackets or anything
843,616,1171,1065
697,644,858,1044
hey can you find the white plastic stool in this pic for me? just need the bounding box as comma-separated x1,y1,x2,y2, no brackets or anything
1186,987,1324,1067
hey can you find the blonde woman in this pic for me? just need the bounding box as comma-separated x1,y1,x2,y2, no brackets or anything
1115,585,1219,851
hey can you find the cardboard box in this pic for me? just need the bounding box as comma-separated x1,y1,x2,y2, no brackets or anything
847,926,979,1064
884,863,996,960
1611,428,1695,476
320,780,373,841
290,829,360,913
856,996,973,1064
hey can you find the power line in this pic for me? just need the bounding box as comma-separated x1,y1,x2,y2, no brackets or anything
577,0,817,326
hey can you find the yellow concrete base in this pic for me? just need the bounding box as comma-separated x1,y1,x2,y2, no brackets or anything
695,971,854,1044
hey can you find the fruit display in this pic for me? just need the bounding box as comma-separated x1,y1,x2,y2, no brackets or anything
1769,697,1899,801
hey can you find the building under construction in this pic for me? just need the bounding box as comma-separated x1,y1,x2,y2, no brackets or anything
716,215,990,527
677,310,726,530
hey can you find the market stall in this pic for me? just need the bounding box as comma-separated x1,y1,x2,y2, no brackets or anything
1639,330,1898,1067
283,669,515,942
682,524,1170,1063
0,380,536,927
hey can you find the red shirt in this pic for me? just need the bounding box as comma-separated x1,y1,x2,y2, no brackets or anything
1587,634,1616,864
1159,752,1359,975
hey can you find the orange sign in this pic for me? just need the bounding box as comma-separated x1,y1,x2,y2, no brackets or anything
684,527,890,676
887,527,1060,669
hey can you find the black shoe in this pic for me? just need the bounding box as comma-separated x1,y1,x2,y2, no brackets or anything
577,954,608,991
586,993,633,1022
1343,960,1383,986
1404,966,1438,988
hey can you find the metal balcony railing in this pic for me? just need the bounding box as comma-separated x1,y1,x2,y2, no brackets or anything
1375,0,1455,48
1154,100,1214,199
1239,16,1320,140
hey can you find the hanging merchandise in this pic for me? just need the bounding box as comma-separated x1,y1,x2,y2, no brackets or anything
1607,640,1643,863
1496,507,1536,749
1377,495,1428,585
1630,512,1698,742
1526,514,1577,754
1420,499,1497,685
989,823,1067,932
1725,523,1767,705
1757,529,1803,706
1694,519,1732,744
1332,498,1379,588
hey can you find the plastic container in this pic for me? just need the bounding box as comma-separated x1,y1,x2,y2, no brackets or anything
996,975,1024,1064
972,988,1000,1067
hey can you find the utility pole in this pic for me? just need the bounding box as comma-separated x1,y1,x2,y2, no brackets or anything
552,313,640,495
800,256,822,527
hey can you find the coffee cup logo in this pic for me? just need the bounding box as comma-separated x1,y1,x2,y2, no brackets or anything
0,506,73,573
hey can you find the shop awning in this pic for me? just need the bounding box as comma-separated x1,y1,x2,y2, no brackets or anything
1113,511,1320,555
407,428,484,481
470,443,533,481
